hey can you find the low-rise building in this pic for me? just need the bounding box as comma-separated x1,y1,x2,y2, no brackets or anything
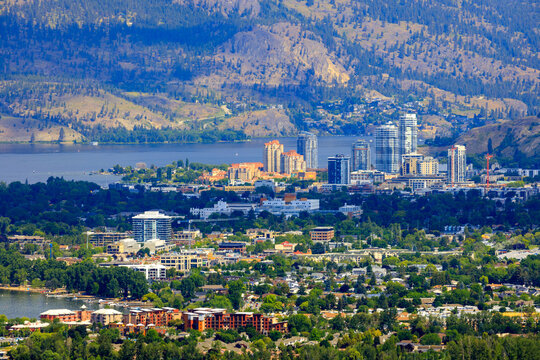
91,309,123,325
86,231,131,247
173,230,202,245
275,241,296,253
218,242,247,253
40,308,91,323
227,162,263,183
106,238,140,255
123,307,182,328
181,308,287,334
310,227,335,242
160,253,206,272
40,309,78,323
190,201,257,219
120,264,167,280
259,198,319,216
339,204,363,218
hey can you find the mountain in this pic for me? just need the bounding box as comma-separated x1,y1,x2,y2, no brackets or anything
456,116,540,168
0,0,538,143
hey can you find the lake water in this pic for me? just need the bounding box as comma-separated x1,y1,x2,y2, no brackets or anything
0,290,100,319
0,136,374,185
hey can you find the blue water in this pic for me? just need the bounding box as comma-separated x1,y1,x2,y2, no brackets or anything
0,290,100,319
0,136,374,185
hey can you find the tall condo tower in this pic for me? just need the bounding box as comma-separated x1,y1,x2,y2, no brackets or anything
447,145,467,185
132,211,172,242
351,139,370,171
399,113,418,160
297,131,318,169
263,140,284,173
328,154,351,185
375,123,399,173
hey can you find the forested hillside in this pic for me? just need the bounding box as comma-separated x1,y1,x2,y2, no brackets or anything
0,0,538,143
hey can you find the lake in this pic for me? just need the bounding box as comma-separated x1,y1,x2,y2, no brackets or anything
0,290,100,319
0,136,374,185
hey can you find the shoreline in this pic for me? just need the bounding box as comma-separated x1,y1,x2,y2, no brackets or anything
0,287,155,309
0,139,254,146
0,285,48,294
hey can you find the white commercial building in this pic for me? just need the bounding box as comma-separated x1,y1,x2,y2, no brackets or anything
120,264,167,280
190,201,257,219
259,198,319,216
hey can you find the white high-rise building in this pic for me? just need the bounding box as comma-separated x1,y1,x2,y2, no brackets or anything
297,131,318,169
447,145,467,185
132,211,172,242
399,114,418,160
375,123,399,173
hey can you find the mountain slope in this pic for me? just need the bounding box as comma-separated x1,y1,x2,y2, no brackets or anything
0,0,538,144
456,116,540,167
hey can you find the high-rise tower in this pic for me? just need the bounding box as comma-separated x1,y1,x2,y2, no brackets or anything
263,140,284,173
447,145,467,185
328,155,351,185
375,123,399,173
132,211,172,242
351,139,370,171
399,113,418,160
297,131,318,169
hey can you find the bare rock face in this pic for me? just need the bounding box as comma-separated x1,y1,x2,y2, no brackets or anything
198,22,350,87
219,108,296,137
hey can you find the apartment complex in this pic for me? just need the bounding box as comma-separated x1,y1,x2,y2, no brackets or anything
91,309,123,325
123,307,182,328
263,140,284,173
132,211,172,242
297,131,318,169
281,150,306,174
227,162,263,183
418,157,439,176
182,308,287,334
401,154,439,176
40,309,91,323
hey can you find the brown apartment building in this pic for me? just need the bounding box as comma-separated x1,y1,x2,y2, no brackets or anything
181,308,287,334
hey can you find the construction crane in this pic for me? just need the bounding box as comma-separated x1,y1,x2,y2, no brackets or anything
178,217,241,248
486,154,494,189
